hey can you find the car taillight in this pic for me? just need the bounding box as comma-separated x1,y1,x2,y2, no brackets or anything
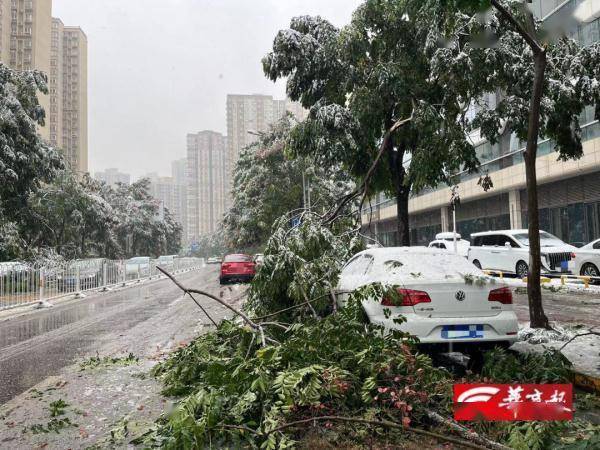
381,288,431,307
488,287,512,304
221,263,231,270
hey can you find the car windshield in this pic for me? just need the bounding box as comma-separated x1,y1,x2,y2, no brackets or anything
224,255,252,262
513,232,566,247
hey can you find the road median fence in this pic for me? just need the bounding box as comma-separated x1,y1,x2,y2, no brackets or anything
0,257,204,311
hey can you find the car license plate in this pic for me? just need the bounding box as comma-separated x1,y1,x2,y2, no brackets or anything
441,325,484,339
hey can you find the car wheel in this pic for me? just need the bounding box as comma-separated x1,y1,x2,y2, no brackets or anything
219,277,227,285
581,263,600,282
472,260,482,270
516,261,529,279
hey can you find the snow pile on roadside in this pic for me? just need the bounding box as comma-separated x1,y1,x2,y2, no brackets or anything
503,276,600,294
518,323,575,344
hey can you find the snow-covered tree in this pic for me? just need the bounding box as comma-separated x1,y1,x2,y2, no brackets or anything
263,2,491,244
23,174,182,260
25,171,117,259
223,114,353,249
435,0,600,328
0,63,63,260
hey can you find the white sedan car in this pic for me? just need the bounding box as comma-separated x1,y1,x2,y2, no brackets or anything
336,247,518,348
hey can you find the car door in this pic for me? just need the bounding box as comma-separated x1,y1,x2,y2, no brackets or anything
478,235,498,269
495,234,517,272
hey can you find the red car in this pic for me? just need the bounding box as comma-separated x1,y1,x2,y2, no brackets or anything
220,254,256,285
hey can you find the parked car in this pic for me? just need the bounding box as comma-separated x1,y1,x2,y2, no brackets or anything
467,230,576,278
207,256,222,264
125,256,151,278
567,238,600,278
428,232,470,257
335,247,518,351
220,254,256,284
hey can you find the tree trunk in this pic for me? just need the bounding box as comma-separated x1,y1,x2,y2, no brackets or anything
396,187,410,246
387,134,411,246
524,50,550,329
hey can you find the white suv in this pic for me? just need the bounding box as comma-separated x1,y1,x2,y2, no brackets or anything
467,230,576,278
428,232,470,257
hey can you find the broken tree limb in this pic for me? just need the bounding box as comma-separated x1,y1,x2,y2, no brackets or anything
156,266,278,346
560,327,600,351
426,411,512,450
323,109,414,225
262,415,489,450
156,265,218,327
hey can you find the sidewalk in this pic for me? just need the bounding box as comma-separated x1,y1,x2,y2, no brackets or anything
514,323,600,394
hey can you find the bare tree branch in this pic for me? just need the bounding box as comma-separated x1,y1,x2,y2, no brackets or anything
559,327,600,351
156,266,278,345
323,110,415,225
157,265,218,327
426,411,512,450
262,415,493,450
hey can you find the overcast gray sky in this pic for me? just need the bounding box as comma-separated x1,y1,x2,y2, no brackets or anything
52,0,362,179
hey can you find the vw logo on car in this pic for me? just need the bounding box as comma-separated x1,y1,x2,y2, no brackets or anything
455,290,466,301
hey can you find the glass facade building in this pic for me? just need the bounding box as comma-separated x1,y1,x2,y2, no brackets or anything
363,0,600,247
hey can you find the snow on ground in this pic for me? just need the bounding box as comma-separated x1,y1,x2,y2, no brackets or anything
503,275,600,294
514,321,600,380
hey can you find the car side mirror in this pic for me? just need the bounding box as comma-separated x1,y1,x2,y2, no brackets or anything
505,242,511,248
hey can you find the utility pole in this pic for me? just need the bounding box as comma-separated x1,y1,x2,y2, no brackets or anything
450,185,460,255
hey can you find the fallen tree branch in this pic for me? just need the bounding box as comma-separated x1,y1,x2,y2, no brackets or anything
559,327,600,351
323,110,414,225
156,266,278,346
426,411,512,450
262,415,490,450
253,290,352,321
157,265,218,327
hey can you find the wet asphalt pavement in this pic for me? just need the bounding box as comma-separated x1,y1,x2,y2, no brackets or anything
1,268,598,406
512,289,600,327
0,267,218,405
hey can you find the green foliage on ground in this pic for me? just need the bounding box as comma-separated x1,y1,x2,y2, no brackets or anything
141,295,450,449
138,216,599,449
480,347,573,383
79,352,139,371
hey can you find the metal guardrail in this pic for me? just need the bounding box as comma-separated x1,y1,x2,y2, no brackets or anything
0,257,204,311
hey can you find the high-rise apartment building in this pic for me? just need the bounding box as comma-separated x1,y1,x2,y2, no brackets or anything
171,158,189,242
60,26,87,173
187,131,228,241
225,94,306,207
0,0,52,139
94,168,131,187
49,17,63,149
0,1,88,173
